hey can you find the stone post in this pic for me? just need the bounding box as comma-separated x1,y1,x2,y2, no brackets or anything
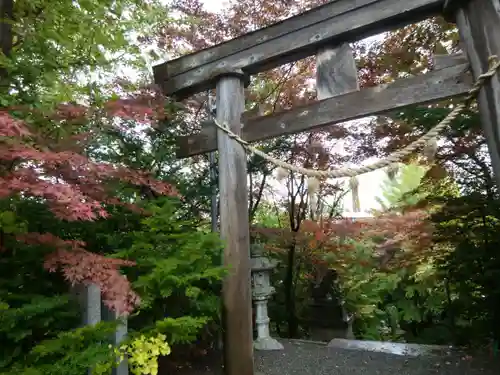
72,283,101,375
250,243,283,351
102,302,128,375
340,300,355,340
72,283,128,375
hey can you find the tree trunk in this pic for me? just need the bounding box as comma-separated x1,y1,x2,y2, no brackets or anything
284,239,298,338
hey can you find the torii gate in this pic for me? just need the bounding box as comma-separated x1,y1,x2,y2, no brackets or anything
153,1,500,375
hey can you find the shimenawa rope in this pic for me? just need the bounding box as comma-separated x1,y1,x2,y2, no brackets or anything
213,56,500,179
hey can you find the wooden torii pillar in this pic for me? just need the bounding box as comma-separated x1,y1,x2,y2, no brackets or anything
153,1,500,374
213,70,254,375
444,0,500,187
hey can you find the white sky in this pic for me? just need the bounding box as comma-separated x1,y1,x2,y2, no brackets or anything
201,0,226,12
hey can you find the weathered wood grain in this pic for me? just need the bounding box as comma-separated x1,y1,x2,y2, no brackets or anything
316,43,359,100
433,52,467,69
176,60,472,158
153,0,444,98
317,43,360,216
455,0,500,187
216,73,254,375
158,0,377,80
442,0,467,22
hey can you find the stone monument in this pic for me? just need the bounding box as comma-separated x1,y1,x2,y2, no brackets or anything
308,269,354,341
250,243,283,350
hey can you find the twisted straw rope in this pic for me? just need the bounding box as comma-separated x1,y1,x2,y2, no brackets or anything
214,56,500,179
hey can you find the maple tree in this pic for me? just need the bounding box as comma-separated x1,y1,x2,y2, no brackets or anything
0,1,242,373
0,1,227,373
0,0,183,316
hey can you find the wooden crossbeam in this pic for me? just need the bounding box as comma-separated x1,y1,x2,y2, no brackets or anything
176,59,472,158
433,52,467,70
153,0,444,98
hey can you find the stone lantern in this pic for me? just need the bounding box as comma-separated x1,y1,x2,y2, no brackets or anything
250,243,283,350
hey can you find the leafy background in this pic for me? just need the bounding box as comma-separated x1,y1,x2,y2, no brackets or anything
1,0,499,374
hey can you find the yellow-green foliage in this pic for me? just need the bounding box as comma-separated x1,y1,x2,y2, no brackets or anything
94,333,171,375
125,334,171,375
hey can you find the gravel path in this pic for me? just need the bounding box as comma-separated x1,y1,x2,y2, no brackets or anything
166,339,498,375
255,340,497,375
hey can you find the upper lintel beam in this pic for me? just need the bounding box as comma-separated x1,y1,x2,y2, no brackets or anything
176,58,471,158
153,0,445,99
